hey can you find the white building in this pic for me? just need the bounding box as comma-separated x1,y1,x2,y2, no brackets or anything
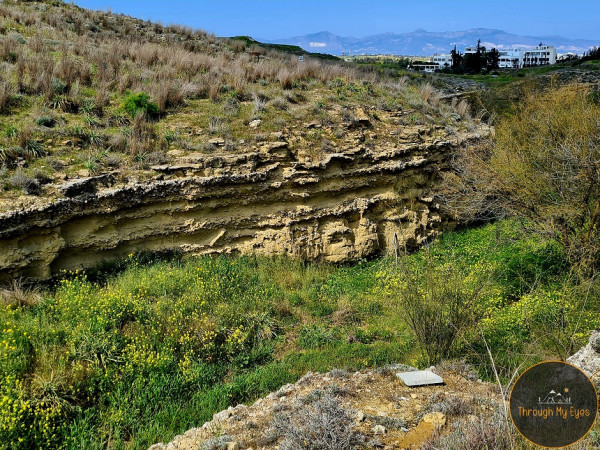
432,53,452,68
522,45,556,66
408,63,440,73
445,44,556,69
498,49,523,68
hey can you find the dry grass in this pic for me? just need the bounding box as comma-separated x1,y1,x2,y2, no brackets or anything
0,279,42,307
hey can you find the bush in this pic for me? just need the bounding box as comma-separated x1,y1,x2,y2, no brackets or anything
270,391,365,450
8,171,41,195
121,92,160,118
35,115,56,127
385,249,490,365
298,325,340,349
423,410,518,450
445,86,600,275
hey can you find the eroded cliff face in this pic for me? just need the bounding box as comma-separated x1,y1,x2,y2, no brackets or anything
0,121,490,282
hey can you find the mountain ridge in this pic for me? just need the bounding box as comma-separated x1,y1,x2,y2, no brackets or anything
266,28,598,56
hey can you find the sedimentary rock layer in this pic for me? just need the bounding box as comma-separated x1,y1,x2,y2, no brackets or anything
0,127,488,282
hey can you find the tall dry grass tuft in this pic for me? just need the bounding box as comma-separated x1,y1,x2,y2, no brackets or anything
0,279,42,308
0,79,15,113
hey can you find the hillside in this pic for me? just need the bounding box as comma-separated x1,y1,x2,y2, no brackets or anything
2,2,600,450
0,0,485,281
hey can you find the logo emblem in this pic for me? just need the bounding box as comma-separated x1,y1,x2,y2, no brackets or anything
509,361,598,448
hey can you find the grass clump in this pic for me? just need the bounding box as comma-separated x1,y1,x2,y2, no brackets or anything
121,92,160,118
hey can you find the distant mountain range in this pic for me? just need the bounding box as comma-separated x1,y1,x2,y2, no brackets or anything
265,29,598,56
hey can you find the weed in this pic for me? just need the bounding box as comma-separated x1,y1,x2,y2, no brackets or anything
270,391,365,449
35,115,56,127
122,92,160,118
298,325,340,349
8,171,41,195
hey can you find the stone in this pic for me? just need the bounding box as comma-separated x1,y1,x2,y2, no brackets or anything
373,424,387,435
396,370,444,387
208,137,225,146
226,443,239,450
422,412,446,428
355,410,365,422
60,173,115,198
0,128,490,282
248,119,261,128
213,408,233,422
567,330,600,382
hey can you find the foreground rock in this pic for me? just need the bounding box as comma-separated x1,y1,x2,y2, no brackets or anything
0,124,490,282
148,364,502,450
567,330,600,383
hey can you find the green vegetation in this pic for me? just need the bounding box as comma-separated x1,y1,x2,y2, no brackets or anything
1,221,598,448
228,36,341,61
446,85,600,275
121,92,160,119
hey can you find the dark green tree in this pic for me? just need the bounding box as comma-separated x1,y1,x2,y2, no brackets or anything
450,44,463,69
486,48,500,70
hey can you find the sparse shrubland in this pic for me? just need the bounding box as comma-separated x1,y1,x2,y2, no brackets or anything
0,0,476,205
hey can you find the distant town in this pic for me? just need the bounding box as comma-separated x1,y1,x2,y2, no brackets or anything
344,42,590,74
411,42,560,73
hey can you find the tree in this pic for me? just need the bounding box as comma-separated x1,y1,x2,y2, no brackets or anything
450,44,463,69
442,86,600,276
486,48,500,70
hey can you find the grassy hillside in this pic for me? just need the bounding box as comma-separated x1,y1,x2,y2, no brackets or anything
1,221,598,448
0,0,473,212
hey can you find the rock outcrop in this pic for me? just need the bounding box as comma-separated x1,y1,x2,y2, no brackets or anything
148,365,503,450
0,125,489,282
567,330,600,383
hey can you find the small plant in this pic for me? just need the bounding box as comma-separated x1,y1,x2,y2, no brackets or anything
121,92,159,118
208,116,225,134
270,391,365,449
104,153,122,168
5,125,18,139
298,324,340,349
0,146,22,164
252,93,267,114
163,129,179,144
9,171,41,195
35,115,56,127
51,78,68,95
83,156,100,174
23,139,45,159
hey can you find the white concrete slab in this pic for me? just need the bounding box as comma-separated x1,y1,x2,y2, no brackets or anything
396,370,444,387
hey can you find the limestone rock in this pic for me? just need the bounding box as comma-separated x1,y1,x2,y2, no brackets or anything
373,424,387,434
567,330,600,382
422,412,446,428
0,129,489,282
248,119,261,129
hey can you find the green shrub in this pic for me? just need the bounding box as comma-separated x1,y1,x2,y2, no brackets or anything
35,115,56,127
298,324,340,349
121,92,160,118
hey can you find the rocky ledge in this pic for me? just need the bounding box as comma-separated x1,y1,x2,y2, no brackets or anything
148,364,503,450
0,123,490,282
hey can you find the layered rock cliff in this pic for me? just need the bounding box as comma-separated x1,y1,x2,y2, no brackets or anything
0,121,489,282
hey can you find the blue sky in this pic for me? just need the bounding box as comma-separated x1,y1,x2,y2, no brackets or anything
74,1,600,41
